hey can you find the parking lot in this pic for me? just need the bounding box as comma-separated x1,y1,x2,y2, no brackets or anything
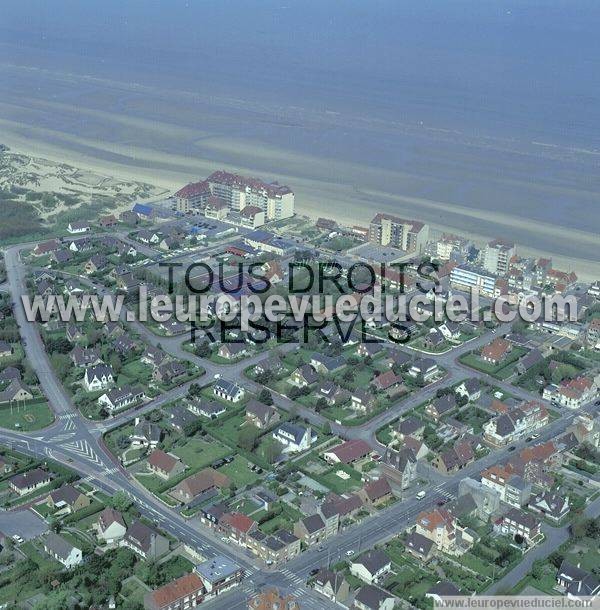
0,509,48,541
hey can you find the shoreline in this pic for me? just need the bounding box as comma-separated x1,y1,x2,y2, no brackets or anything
2,133,598,281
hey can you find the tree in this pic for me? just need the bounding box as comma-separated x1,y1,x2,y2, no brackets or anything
531,559,545,580
262,437,282,464
552,364,578,385
109,352,123,375
258,388,273,405
238,425,261,452
322,421,331,435
108,490,133,513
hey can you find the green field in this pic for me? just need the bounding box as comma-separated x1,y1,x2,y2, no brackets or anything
0,400,55,431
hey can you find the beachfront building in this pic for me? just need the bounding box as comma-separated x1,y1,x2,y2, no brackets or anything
368,213,429,254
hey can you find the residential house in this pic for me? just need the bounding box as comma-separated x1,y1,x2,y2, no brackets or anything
415,507,477,556
98,385,145,413
494,508,542,547
455,379,482,402
194,555,244,600
371,370,403,395
70,346,102,368
290,364,318,387
404,531,435,562
96,507,127,544
47,484,90,514
312,568,350,604
408,358,439,381
144,573,205,610
220,512,257,546
248,588,300,610
483,400,549,447
359,477,394,507
396,416,425,440
0,380,34,403
147,449,186,480
543,376,598,409
218,343,249,360
425,394,457,420
122,521,169,560
481,338,512,365
141,346,167,368
529,491,570,523
294,514,327,546
170,469,230,505
44,533,83,568
9,468,52,496
213,379,245,402
481,466,532,507
381,447,417,489
353,585,396,610
323,439,372,465
556,561,600,599
245,399,280,429
350,549,392,585
85,254,109,274
516,349,545,375
153,361,186,385
433,440,475,474
247,529,301,565
130,420,163,449
272,423,316,454
67,221,91,234
83,363,114,392
309,353,346,375
350,389,376,413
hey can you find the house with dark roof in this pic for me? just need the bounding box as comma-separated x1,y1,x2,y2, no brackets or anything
98,385,145,413
169,469,230,504
9,468,52,496
0,379,34,403
556,561,600,599
312,568,350,604
381,447,417,489
83,363,114,392
44,532,83,568
359,477,394,507
293,514,327,546
408,358,439,381
426,581,462,603
245,399,279,429
130,420,163,449
350,549,392,585
494,508,542,547
425,394,457,420
153,361,186,384
122,521,169,560
70,346,102,368
455,379,482,402
47,484,90,514
350,389,376,413
273,422,315,454
404,531,435,562
290,364,318,387
353,584,396,610
516,349,544,375
529,491,570,523
213,379,245,402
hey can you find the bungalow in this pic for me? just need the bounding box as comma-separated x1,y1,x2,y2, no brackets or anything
70,346,102,368
147,449,186,480
137,230,161,244
98,214,118,227
50,248,72,265
396,416,425,440
353,585,396,610
170,468,230,505
245,399,280,429
323,439,372,465
33,239,61,257
122,521,169,561
47,484,90,514
83,363,114,392
213,379,245,402
356,343,384,358
315,381,349,406
426,582,462,604
112,335,137,355
218,343,249,360
9,468,52,496
516,349,545,375
96,507,127,544
273,423,316,453
350,549,392,585
0,366,21,383
0,380,34,403
141,346,167,368
169,405,199,432
253,356,285,377
98,385,145,413
68,237,94,253
481,338,512,365
44,533,83,568
309,353,346,375
359,477,394,507
188,399,226,419
371,370,403,394
67,221,91,234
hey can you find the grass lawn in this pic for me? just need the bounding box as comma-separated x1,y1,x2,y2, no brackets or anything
119,360,153,386
219,456,260,488
313,463,362,494
460,347,527,379
170,437,230,471
0,400,55,431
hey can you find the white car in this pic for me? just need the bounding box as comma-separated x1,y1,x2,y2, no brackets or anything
12,534,23,544
345,550,355,556
416,491,426,500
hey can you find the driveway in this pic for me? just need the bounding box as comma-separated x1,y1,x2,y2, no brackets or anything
0,508,48,541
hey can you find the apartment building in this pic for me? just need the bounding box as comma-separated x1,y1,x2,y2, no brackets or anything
483,400,549,447
414,507,477,556
450,264,499,297
482,239,516,276
480,465,531,507
207,170,294,220
368,213,429,253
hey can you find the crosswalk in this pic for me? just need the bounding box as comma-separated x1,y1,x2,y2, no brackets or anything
58,413,77,431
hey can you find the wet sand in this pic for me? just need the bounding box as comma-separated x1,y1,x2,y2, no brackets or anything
0,62,598,279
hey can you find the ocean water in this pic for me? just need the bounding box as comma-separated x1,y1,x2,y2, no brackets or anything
0,0,599,265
